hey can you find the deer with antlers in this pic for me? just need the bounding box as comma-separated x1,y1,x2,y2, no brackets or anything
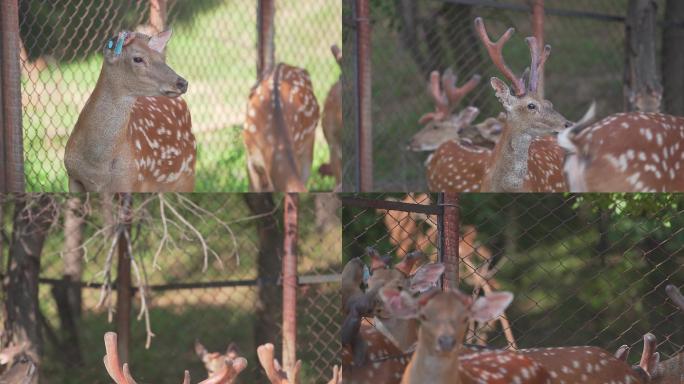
65,30,196,192
244,62,320,192
319,45,343,188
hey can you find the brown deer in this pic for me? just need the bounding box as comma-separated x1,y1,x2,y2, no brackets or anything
474,18,574,192
319,45,343,187
244,63,320,192
102,332,246,384
558,112,684,191
65,30,195,192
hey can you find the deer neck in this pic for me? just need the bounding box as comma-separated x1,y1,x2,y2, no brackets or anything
486,119,533,192
374,317,418,352
73,70,137,162
406,339,461,384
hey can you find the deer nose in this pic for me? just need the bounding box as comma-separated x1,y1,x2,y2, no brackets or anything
437,335,455,351
176,77,188,93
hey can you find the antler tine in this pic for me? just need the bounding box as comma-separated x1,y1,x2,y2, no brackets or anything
525,37,551,94
474,17,525,96
103,332,137,384
444,72,482,107
419,71,450,124
638,333,659,378
182,370,191,384
666,284,684,312
394,250,424,276
257,343,283,384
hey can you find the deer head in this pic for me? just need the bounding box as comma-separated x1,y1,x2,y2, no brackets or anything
101,30,188,98
195,341,245,379
474,18,571,138
408,69,481,151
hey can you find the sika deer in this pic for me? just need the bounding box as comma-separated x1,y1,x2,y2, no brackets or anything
195,341,242,379
474,18,574,192
244,63,320,192
65,30,195,192
319,45,343,187
103,332,246,384
380,287,550,384
558,112,684,191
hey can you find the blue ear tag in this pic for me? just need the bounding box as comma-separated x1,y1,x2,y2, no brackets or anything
363,265,370,284
113,31,128,56
107,39,114,50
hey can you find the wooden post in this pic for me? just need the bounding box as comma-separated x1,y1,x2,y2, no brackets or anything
0,0,25,192
624,0,662,112
257,0,276,80
115,194,133,364
356,0,373,192
440,193,459,290
530,0,545,98
282,193,298,380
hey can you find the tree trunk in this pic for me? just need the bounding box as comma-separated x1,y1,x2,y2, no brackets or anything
662,0,684,115
115,194,133,365
1,194,56,384
624,0,662,112
243,193,282,383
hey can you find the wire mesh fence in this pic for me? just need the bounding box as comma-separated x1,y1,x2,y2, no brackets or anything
18,0,341,192
342,193,684,365
341,0,682,191
1,193,341,383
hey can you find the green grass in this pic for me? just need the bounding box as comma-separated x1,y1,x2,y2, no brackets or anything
22,0,341,192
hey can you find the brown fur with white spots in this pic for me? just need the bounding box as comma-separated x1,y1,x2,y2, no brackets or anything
319,45,343,187
65,30,195,192
244,63,320,192
558,112,684,192
381,289,550,384
103,332,246,384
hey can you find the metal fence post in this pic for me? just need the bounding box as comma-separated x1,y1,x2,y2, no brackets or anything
282,193,298,380
440,193,459,290
0,0,25,192
356,0,373,192
257,0,276,80
116,194,133,364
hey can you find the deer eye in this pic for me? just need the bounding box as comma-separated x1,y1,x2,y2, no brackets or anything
133,57,144,64
527,103,537,110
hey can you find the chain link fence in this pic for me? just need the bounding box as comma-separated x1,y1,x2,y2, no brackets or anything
342,193,684,365
1,193,341,383
18,0,341,192
342,0,682,191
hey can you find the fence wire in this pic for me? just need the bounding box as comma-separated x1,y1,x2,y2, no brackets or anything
342,0,680,191
19,0,341,192
1,193,341,383
342,193,684,365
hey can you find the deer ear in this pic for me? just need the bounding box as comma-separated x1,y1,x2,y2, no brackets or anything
148,29,172,53
469,291,513,323
459,106,480,126
194,340,207,359
409,262,445,292
379,287,420,319
490,77,513,110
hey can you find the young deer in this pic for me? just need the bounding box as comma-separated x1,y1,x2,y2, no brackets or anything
380,288,550,384
244,63,320,192
414,69,568,192
474,18,573,192
103,332,246,384
558,112,684,191
65,30,195,192
319,45,343,187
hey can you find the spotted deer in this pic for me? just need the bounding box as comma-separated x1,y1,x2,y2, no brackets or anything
474,18,575,192
414,68,570,192
65,30,195,192
244,63,320,192
558,112,684,191
380,287,551,384
102,332,246,384
319,45,343,187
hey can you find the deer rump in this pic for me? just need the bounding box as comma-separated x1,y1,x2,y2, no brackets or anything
243,63,320,191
